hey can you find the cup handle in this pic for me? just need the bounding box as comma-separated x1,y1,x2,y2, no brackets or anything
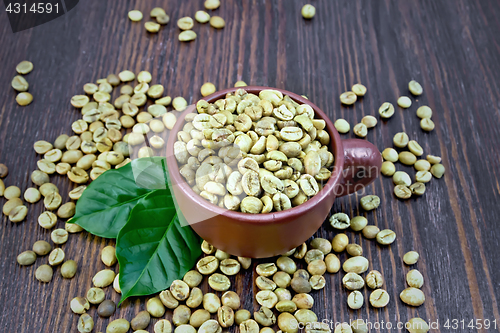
335,139,383,197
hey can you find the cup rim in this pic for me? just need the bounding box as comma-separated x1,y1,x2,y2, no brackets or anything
166,86,344,225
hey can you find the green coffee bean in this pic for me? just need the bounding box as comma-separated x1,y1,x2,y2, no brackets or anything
51,228,68,244
324,253,340,273
24,187,41,203
346,244,363,257
217,306,235,328
219,259,240,275
408,140,424,156
256,263,278,277
186,287,203,308
361,115,377,128
426,154,441,164
406,269,424,288
393,171,411,186
93,269,116,287
254,306,276,327
294,309,317,325
77,313,94,333
397,96,412,108
369,289,390,308
406,318,429,333
343,256,369,274
31,170,50,186
61,260,77,278
190,309,211,328
410,182,425,195
101,245,117,266
57,202,75,219
48,248,65,266
400,287,425,306
4,186,20,199
220,291,240,310
148,297,167,318
394,185,412,199
415,171,432,183
307,260,326,275
334,119,350,134
351,319,368,333
16,92,33,106
329,213,350,229
408,80,423,95
381,160,396,176
12,75,29,92
414,159,431,172
38,211,57,229
208,273,230,291
420,118,435,131
17,250,37,266
71,297,89,314
278,313,299,333
350,216,368,232
155,319,173,333
35,264,53,282
416,106,432,119
175,324,197,333
403,251,419,265
292,293,314,309
276,256,297,274
160,289,179,309
362,225,380,239
0,164,7,179
339,91,357,105
276,300,297,313
393,132,409,148
430,163,445,178
365,270,384,289
256,276,277,291
183,270,203,287
342,272,364,290
301,4,316,19
347,290,364,309
376,229,396,245
9,205,28,222
351,83,367,97
87,287,105,304
273,271,292,289
332,234,349,252
203,293,221,313
235,310,251,326
275,288,292,302
379,102,395,118
97,300,116,318
171,279,190,300
360,195,380,210
382,148,398,162
131,310,151,331
33,240,51,256
351,121,368,138
44,192,62,210
399,151,417,165
255,290,278,308
107,318,131,333
172,305,192,326
309,238,332,255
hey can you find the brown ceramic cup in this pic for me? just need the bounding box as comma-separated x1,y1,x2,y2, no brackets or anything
166,86,382,258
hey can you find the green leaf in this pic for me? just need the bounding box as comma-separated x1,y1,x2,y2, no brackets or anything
116,190,202,304
69,157,169,238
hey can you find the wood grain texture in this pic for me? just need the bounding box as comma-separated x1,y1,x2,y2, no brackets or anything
1,0,499,332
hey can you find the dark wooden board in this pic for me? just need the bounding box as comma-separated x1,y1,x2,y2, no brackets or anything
0,0,499,332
